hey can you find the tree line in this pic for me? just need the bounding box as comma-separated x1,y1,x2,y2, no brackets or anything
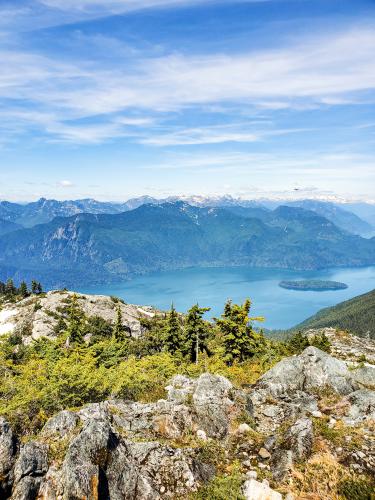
56,294,266,365
0,279,43,298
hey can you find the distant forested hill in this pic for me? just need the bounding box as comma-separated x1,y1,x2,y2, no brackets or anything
291,289,375,338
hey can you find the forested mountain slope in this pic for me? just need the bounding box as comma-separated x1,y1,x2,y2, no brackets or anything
0,202,374,287
292,288,375,338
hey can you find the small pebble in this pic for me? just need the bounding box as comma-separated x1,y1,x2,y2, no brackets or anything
258,448,271,459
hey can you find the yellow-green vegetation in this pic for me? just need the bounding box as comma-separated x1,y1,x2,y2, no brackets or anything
286,452,375,500
191,462,245,500
0,292,298,436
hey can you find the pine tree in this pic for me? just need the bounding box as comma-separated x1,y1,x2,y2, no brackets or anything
164,304,184,355
18,281,29,298
184,304,211,363
5,278,16,296
215,299,265,364
31,280,39,294
112,305,128,341
65,294,85,345
287,331,309,353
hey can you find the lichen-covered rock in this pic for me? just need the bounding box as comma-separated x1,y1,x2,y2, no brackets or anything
0,418,17,497
192,373,235,438
40,410,79,439
167,372,240,438
256,347,357,397
345,389,375,422
283,418,313,460
12,441,49,500
350,365,375,390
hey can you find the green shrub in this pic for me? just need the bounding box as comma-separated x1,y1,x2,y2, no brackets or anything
338,477,375,500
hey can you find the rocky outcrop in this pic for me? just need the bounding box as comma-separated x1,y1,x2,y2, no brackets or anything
0,418,17,497
306,327,375,363
0,291,156,342
1,346,375,499
4,373,244,499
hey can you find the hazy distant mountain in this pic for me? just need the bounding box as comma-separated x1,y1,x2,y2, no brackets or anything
343,202,375,230
1,196,373,238
0,202,374,287
0,218,22,236
0,198,128,227
280,200,373,236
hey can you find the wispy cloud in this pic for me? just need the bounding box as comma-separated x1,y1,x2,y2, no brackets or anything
58,179,74,187
1,15,375,144
141,124,310,146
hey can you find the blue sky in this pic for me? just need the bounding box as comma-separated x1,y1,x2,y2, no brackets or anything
0,0,374,202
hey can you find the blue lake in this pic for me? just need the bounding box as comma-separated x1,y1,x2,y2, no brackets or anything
79,266,375,330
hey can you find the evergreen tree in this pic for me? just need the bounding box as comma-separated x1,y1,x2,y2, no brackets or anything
184,304,211,363
215,299,265,364
19,281,29,298
37,282,43,294
310,332,331,353
31,280,39,294
164,304,184,355
5,278,16,296
112,305,129,341
65,294,86,345
287,331,310,354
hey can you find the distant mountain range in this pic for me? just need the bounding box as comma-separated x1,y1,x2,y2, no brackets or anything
0,201,374,287
0,196,374,236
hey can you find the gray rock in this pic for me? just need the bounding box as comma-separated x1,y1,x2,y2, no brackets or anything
12,441,49,500
270,450,293,481
257,347,357,397
350,365,375,390
284,418,313,460
40,410,79,439
192,373,235,438
0,418,17,497
59,419,115,499
168,373,237,439
346,389,375,422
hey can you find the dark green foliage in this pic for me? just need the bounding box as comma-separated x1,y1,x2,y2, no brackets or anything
86,315,113,342
184,304,211,363
5,278,16,296
18,281,29,298
291,288,375,339
215,299,265,363
64,294,86,345
112,305,130,341
309,332,331,352
31,280,43,294
0,278,43,300
279,280,347,291
338,477,375,500
287,331,310,354
164,304,184,356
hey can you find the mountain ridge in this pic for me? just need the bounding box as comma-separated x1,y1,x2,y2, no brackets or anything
0,201,374,287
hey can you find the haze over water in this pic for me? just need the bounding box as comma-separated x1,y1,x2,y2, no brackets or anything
80,266,375,330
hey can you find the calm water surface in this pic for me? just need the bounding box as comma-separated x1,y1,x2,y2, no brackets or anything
79,266,375,330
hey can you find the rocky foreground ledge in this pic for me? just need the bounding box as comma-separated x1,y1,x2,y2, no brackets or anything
1,346,374,500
